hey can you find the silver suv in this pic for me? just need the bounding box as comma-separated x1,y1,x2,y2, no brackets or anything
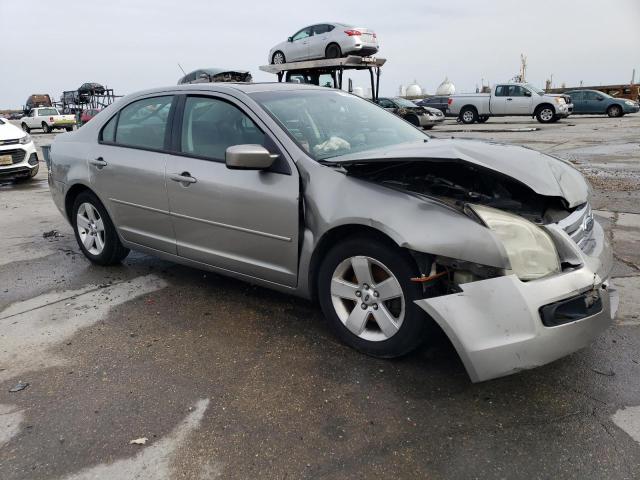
48,83,614,382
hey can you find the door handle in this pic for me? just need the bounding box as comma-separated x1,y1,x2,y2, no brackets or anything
506,98,513,101
90,157,107,168
169,172,197,185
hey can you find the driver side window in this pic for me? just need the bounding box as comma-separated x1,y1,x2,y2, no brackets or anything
292,27,312,41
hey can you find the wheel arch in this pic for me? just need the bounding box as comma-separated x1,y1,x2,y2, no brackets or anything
64,183,95,222
308,224,410,302
535,102,555,115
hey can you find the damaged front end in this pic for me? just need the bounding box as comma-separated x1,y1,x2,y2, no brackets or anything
340,156,615,382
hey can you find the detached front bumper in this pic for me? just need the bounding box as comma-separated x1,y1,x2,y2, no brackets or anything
415,218,615,382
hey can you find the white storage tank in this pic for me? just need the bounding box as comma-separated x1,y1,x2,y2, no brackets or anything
406,83,422,97
436,77,456,96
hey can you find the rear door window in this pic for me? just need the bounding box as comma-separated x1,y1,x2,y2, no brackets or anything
114,96,173,150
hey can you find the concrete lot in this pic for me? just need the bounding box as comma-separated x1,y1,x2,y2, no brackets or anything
1,114,640,479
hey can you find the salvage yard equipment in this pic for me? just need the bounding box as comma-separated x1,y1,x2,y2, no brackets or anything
260,55,385,101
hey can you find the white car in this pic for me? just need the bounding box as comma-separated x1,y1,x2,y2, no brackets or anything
269,23,379,64
0,117,39,181
20,107,75,133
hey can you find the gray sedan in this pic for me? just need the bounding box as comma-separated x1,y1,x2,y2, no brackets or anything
48,83,614,382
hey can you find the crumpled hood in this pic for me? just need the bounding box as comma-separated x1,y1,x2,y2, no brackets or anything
330,138,589,208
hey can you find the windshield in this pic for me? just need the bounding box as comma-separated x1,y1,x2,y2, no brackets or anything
250,90,428,161
393,98,418,108
524,83,544,95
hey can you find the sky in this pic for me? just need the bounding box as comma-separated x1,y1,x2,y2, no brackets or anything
1,0,639,108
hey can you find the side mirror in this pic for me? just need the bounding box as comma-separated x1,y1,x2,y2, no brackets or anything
596,96,604,101
225,145,277,170
523,90,532,97
287,36,293,42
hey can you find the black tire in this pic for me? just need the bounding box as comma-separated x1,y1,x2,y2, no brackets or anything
423,125,434,130
72,191,129,266
459,106,478,124
65,126,73,132
271,51,286,64
477,116,489,123
607,105,623,118
406,114,421,127
535,105,555,123
42,122,51,133
317,235,430,358
21,123,30,133
325,43,342,59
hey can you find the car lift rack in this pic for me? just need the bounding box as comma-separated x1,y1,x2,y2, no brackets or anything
259,55,386,100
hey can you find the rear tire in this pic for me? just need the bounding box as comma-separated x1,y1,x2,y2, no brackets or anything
317,235,430,358
459,107,478,124
65,126,73,132
607,105,623,118
21,123,30,133
72,191,129,266
325,43,342,59
42,122,51,133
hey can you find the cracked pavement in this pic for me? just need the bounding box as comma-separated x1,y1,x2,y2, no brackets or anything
1,115,640,479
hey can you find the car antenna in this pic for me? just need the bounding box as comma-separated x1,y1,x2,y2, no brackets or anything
177,63,187,76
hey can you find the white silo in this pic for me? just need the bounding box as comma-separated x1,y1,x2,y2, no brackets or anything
436,77,456,95
406,83,423,97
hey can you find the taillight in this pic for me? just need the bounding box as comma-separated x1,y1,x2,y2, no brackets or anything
344,30,362,36
447,98,453,105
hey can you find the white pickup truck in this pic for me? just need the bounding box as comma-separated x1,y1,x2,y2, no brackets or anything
20,107,75,133
448,83,573,124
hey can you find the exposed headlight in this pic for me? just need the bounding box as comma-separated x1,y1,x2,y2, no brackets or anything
19,134,32,145
555,97,566,104
470,204,561,281
625,100,635,106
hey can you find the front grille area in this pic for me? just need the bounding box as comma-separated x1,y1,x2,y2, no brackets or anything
0,139,19,146
557,203,594,251
0,148,27,165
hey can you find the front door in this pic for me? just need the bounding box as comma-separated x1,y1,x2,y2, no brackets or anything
166,94,300,287
289,27,312,61
502,85,533,115
584,91,605,114
89,95,176,254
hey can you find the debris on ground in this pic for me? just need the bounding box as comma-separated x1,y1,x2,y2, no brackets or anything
43,230,63,238
129,437,148,445
9,381,29,392
591,368,615,377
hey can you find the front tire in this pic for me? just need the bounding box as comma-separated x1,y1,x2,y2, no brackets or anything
459,107,478,124
21,123,30,133
607,105,623,118
536,105,555,123
325,43,342,59
477,115,489,123
42,122,51,133
318,236,430,358
65,126,73,132
271,51,286,64
72,191,129,266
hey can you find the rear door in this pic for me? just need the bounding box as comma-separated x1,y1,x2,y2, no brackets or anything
584,91,605,113
88,95,177,254
165,94,300,287
490,85,509,114
567,91,584,113
310,24,332,58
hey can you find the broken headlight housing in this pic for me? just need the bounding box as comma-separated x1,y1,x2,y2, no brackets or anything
470,204,561,281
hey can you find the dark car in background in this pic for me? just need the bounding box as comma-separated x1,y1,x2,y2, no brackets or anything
415,96,450,115
178,68,252,85
565,89,639,117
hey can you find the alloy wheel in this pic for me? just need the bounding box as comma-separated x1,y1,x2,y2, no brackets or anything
330,256,405,342
463,110,474,123
273,52,285,64
540,108,554,122
76,202,105,255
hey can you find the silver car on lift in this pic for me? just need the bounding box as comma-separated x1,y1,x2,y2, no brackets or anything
269,23,379,64
48,83,615,382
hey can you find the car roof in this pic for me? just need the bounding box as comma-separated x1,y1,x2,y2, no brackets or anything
128,82,331,98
